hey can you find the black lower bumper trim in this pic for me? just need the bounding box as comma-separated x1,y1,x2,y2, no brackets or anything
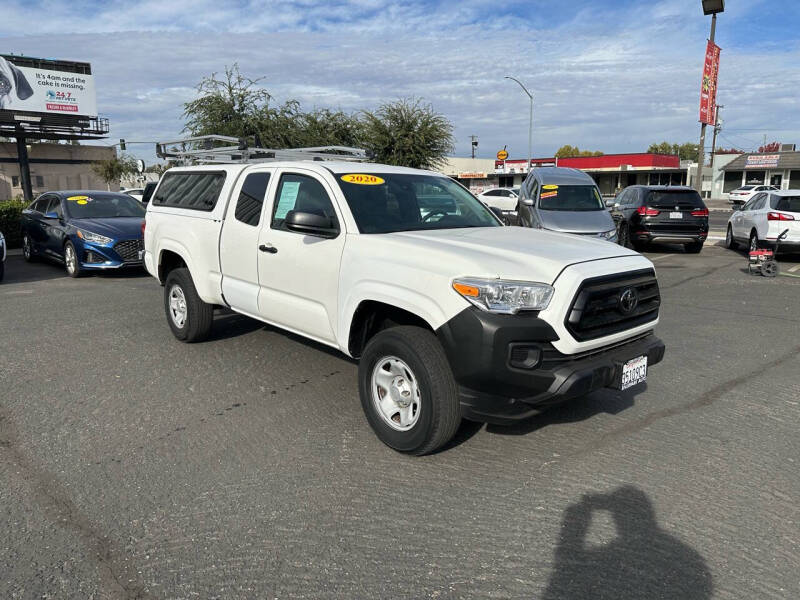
458,334,665,425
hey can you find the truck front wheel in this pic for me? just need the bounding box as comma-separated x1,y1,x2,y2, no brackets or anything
164,268,213,343
359,326,461,455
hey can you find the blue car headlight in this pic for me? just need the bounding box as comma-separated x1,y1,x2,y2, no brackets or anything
77,229,113,245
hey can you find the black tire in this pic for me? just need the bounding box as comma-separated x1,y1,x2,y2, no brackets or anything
618,222,631,248
725,225,737,250
749,230,760,252
64,241,82,278
359,325,461,455
22,233,35,262
164,268,213,342
685,241,704,254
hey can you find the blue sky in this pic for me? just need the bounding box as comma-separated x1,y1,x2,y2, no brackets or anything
1,0,799,163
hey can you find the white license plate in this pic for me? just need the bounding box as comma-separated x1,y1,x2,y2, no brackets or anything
620,355,647,390
670,212,682,219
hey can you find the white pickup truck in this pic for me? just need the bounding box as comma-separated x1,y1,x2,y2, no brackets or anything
144,161,664,454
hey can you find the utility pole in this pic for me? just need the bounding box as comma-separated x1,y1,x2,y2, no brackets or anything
709,104,723,171
695,0,724,196
470,135,478,159
14,126,33,202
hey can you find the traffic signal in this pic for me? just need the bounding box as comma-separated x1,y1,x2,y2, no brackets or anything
119,139,126,151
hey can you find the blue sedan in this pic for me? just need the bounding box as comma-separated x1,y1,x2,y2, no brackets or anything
20,191,146,277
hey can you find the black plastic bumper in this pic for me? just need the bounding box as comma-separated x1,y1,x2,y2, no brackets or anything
436,307,665,425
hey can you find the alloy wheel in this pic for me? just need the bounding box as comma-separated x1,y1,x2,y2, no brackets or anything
65,244,77,275
370,356,422,431
23,235,31,259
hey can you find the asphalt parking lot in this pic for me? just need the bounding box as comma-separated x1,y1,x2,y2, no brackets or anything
1,242,798,599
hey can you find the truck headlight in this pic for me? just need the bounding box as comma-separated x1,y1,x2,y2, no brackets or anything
77,229,113,245
452,278,554,314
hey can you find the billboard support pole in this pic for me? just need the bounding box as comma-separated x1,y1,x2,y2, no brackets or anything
695,12,717,196
15,127,33,202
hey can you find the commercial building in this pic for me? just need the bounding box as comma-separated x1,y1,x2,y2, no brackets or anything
720,149,800,193
442,153,687,196
0,142,116,200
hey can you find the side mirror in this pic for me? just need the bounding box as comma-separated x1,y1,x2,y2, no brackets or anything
44,211,59,219
284,210,339,238
521,198,534,207
489,206,504,220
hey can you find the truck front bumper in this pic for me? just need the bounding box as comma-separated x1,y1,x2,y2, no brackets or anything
436,307,665,425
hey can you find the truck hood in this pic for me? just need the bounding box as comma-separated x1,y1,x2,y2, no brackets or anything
537,209,615,234
384,226,640,284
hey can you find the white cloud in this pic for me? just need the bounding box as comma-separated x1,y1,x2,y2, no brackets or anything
0,1,798,162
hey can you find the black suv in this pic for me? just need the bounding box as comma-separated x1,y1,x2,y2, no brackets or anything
610,186,709,253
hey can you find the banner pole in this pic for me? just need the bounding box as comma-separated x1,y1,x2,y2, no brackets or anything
695,13,717,195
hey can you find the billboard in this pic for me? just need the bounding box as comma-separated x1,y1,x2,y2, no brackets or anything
698,40,720,125
0,55,97,117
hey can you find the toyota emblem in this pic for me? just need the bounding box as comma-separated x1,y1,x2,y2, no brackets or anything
618,287,639,314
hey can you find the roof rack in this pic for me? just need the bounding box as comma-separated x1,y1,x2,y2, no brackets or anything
155,135,370,165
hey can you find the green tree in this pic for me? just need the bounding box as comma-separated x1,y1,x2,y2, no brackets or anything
554,145,603,158
647,141,699,161
91,154,137,190
360,98,454,169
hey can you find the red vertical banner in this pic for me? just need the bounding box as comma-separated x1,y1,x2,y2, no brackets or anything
699,40,721,124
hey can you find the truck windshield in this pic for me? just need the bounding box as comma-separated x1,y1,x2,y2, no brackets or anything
538,185,604,211
65,194,146,219
336,173,501,233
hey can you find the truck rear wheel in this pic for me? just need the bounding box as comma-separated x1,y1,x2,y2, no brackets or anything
164,268,213,343
359,325,461,455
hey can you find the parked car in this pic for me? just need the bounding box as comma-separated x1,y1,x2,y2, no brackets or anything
0,230,6,282
477,187,519,221
726,190,800,252
517,167,617,242
20,191,146,277
610,186,708,253
122,187,145,202
728,185,778,207
144,162,664,455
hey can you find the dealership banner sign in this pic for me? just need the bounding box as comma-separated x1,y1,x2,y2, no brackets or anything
0,56,97,117
745,154,779,169
698,40,720,125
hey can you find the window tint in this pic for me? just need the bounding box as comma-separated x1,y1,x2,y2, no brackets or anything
141,181,157,204
47,197,62,217
646,190,705,209
484,189,501,197
235,172,271,226
539,185,604,211
33,197,50,213
152,171,226,211
272,173,337,231
753,195,768,211
772,195,800,212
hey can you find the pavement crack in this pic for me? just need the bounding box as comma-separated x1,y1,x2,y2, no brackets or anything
0,405,149,599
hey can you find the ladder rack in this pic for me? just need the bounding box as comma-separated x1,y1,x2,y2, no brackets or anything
155,135,370,165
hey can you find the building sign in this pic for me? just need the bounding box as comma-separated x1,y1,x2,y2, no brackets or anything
496,149,508,161
0,55,97,117
698,40,721,125
745,154,779,169
458,172,487,179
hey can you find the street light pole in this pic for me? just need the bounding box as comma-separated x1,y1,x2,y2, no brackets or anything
505,76,533,172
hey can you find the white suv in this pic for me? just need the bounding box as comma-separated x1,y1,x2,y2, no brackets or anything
726,190,800,252
144,161,664,454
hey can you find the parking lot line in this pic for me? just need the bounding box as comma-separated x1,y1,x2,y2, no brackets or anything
788,264,800,273
648,255,674,262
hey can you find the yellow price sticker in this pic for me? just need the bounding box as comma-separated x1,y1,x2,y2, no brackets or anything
77,200,88,205
341,174,385,185
542,185,559,190
67,195,89,201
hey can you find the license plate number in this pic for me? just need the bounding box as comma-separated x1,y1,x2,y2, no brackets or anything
670,212,682,219
620,356,647,390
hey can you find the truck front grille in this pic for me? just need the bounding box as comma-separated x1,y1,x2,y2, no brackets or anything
565,269,660,341
114,239,143,262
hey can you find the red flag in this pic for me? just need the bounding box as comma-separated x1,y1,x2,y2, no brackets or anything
699,40,721,125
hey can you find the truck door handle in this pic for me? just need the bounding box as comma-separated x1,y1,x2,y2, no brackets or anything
259,244,278,254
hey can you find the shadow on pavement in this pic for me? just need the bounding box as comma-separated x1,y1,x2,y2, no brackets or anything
486,388,637,437
1,255,66,284
542,486,713,600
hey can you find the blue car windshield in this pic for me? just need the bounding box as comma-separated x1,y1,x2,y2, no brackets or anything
64,194,146,218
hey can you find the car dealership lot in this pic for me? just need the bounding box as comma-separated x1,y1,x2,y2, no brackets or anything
1,246,798,599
